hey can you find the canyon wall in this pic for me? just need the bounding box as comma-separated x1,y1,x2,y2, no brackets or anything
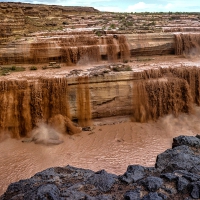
3,32,200,65
126,33,175,56
0,34,131,65
0,33,175,65
1,66,200,138
69,66,198,122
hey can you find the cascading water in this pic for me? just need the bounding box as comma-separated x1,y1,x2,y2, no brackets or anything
1,66,200,138
133,78,193,122
1,34,130,65
0,78,71,138
174,33,200,57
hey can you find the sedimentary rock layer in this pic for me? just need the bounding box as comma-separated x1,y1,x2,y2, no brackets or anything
126,33,175,56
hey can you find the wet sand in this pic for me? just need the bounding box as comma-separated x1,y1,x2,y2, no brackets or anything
1,109,200,195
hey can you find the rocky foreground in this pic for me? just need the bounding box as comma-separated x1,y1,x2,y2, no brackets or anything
1,135,200,199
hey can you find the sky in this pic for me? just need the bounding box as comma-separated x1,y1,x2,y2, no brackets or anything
1,0,200,12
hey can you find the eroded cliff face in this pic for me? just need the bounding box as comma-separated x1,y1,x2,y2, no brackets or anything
126,33,175,56
1,65,200,138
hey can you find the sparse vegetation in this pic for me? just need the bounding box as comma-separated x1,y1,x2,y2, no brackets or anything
0,66,25,76
11,66,16,71
30,66,37,70
110,24,116,29
136,57,153,62
112,65,132,72
2,3,200,41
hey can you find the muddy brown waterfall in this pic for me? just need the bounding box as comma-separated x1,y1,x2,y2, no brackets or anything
132,71,196,122
174,33,200,56
132,66,200,123
118,35,130,61
104,35,130,62
0,80,32,138
0,78,70,138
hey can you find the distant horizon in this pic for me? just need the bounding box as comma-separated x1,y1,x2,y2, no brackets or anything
1,0,200,13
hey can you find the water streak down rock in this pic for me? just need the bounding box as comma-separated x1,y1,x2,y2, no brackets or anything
77,76,91,127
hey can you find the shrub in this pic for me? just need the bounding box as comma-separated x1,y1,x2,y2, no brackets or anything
30,66,37,70
11,66,16,71
123,60,129,63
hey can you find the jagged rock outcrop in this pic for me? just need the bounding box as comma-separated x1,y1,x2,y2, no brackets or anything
1,135,200,199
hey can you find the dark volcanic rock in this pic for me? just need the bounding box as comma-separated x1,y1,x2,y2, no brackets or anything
86,169,117,192
155,145,200,173
142,192,162,200
24,184,60,200
189,182,200,199
173,170,200,182
172,135,200,148
58,189,93,200
141,176,163,192
176,177,189,193
124,189,140,200
2,135,200,200
160,173,177,181
120,165,146,183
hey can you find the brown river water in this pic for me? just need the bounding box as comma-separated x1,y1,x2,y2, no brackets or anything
1,110,200,195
